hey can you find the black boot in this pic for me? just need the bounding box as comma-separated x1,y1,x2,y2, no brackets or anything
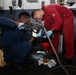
11,63,28,72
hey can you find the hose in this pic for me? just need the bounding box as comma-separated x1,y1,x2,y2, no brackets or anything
41,21,70,75
47,65,76,75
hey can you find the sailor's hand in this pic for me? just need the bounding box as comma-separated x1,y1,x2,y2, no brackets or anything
32,29,43,37
18,23,25,30
43,30,53,38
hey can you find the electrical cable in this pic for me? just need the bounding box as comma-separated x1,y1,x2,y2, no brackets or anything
46,65,76,75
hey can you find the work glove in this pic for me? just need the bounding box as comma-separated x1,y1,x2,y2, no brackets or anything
18,23,25,30
43,30,53,38
32,29,53,38
36,29,43,37
32,29,42,37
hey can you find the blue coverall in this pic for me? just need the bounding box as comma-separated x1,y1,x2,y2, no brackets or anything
0,17,32,64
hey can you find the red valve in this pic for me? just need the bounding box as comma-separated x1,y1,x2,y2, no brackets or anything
41,42,49,50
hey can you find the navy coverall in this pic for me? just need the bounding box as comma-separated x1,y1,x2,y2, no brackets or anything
0,17,32,64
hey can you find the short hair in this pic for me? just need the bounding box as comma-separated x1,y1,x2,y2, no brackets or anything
18,11,30,18
31,9,40,18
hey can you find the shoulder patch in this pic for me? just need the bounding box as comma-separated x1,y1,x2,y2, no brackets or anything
52,14,56,17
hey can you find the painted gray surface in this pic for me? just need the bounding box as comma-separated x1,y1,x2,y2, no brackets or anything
0,9,33,20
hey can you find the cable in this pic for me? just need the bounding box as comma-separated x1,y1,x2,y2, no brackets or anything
46,65,76,75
